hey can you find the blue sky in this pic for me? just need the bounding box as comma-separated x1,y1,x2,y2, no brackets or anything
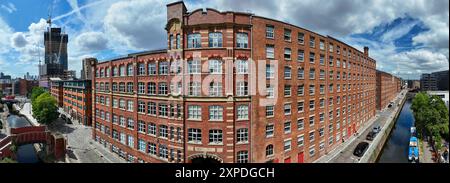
0,0,448,79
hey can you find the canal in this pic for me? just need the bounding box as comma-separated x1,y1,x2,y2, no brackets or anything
377,99,415,163
7,114,42,163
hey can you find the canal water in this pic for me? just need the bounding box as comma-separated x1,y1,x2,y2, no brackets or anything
377,99,415,163
7,114,41,163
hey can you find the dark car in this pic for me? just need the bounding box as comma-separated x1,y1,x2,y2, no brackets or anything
353,142,369,157
66,118,73,124
366,131,377,141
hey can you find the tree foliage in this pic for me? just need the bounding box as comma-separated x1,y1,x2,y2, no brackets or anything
30,87,46,103
411,92,449,149
0,157,17,163
32,92,58,125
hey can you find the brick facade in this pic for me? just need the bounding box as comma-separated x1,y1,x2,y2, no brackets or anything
90,1,377,163
376,70,401,110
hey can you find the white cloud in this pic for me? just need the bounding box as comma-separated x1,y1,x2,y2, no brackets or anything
1,2,17,13
75,31,108,51
0,16,13,54
10,32,28,48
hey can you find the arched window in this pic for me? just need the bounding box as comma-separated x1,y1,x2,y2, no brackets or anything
120,65,126,76
127,64,133,76
266,144,274,157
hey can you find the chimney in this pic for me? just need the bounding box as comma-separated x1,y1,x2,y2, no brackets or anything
364,46,369,57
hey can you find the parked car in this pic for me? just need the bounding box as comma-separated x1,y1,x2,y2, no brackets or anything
366,131,377,141
353,142,369,157
373,125,381,133
66,118,73,124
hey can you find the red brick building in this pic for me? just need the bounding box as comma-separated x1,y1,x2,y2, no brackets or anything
376,70,401,110
50,79,63,107
62,80,92,126
18,79,39,97
91,1,377,163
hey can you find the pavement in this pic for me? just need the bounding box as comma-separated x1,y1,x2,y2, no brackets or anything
316,90,407,163
420,139,435,163
19,102,126,163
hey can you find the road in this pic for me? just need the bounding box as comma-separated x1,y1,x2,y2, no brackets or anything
329,90,407,163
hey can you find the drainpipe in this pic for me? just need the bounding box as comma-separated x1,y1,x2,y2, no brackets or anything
249,13,254,163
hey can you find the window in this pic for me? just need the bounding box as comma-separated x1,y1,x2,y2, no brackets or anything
309,52,315,63
158,82,168,95
138,101,145,113
266,64,274,79
138,139,146,152
236,33,248,48
148,123,156,136
112,83,118,92
127,64,133,76
320,70,325,80
284,85,291,96
113,67,118,77
284,140,291,151
120,65,126,76
138,63,145,75
266,124,274,137
266,84,274,98
119,82,125,92
209,82,222,97
138,121,146,133
284,48,291,60
138,82,145,94
209,105,223,120
320,84,325,94
187,60,201,74
208,32,223,47
236,82,248,96
298,49,304,62
329,56,334,66
266,106,274,117
208,60,222,74
284,103,291,115
169,34,173,49
320,54,325,65
159,62,169,75
309,131,315,142
297,101,304,112
298,32,304,44
112,99,118,108
319,128,324,137
237,105,249,120
159,125,168,138
127,100,134,112
320,98,325,108
309,146,315,156
298,68,304,79
176,34,181,49
148,143,157,155
284,67,291,79
284,121,291,133
127,118,135,129
329,84,334,93
147,82,156,95
188,105,201,120
236,60,248,74
148,63,156,75
266,45,274,59
127,82,134,93
128,135,134,148
284,29,291,41
237,128,248,143
319,113,324,122
188,128,201,143
309,116,315,126
188,82,201,96
309,68,315,80
159,145,168,159
319,40,325,50
158,103,168,117
120,133,126,144
309,84,315,95
298,135,304,147
309,36,315,48
266,145,274,157
237,151,249,163
209,129,223,144
297,118,304,130
119,99,126,110
187,33,201,48
297,85,305,96
266,25,274,38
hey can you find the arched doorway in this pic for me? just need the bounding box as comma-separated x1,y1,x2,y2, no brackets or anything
188,153,223,163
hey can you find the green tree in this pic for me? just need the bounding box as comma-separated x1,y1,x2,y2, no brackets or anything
0,157,17,163
33,92,58,125
30,87,46,103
